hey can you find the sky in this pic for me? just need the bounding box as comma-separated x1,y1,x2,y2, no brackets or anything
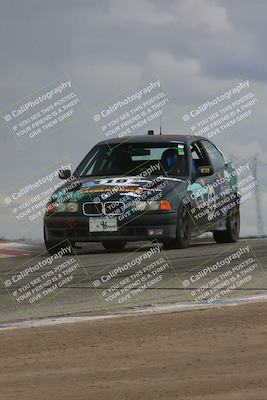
0,0,266,240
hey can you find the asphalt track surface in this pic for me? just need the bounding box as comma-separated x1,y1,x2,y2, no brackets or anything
0,239,266,324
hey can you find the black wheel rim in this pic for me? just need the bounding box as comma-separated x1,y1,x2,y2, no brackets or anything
230,211,240,238
180,207,191,242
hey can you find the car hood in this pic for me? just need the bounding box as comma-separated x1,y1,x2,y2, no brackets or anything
52,175,189,204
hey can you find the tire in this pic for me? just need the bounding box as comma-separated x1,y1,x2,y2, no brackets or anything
213,208,240,243
162,204,192,249
102,241,126,252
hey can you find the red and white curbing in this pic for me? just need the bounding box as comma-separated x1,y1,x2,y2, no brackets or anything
0,242,36,258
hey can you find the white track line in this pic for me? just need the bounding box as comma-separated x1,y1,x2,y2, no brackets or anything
1,294,267,331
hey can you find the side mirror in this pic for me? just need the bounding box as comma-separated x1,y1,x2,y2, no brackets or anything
59,169,71,180
196,165,213,177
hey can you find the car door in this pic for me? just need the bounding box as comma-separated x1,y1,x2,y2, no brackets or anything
188,140,222,232
199,140,230,229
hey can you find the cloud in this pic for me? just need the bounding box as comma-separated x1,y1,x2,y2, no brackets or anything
145,50,228,103
73,62,143,103
109,0,175,25
175,0,230,33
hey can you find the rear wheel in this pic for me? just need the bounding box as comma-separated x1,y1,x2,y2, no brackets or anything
213,208,240,243
162,204,192,249
102,241,126,252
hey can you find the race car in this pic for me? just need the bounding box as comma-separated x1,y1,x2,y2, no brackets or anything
44,133,240,253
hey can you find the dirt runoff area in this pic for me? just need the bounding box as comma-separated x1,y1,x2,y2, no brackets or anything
1,303,267,400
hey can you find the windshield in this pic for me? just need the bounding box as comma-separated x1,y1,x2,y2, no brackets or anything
75,142,189,177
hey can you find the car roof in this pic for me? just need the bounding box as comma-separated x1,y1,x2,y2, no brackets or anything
98,134,206,145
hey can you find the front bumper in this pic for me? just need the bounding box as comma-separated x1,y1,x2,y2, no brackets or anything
44,211,177,242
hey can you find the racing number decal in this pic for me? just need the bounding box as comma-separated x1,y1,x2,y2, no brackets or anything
96,177,136,186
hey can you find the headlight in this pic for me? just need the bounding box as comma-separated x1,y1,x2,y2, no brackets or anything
135,201,147,211
134,200,172,212
66,203,79,212
134,201,161,211
146,201,161,211
57,203,67,212
54,203,78,212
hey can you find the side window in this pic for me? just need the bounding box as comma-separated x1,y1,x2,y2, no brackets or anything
200,140,225,173
190,141,210,170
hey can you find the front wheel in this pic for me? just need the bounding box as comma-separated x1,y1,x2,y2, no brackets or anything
213,208,240,243
102,241,126,252
162,205,192,249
